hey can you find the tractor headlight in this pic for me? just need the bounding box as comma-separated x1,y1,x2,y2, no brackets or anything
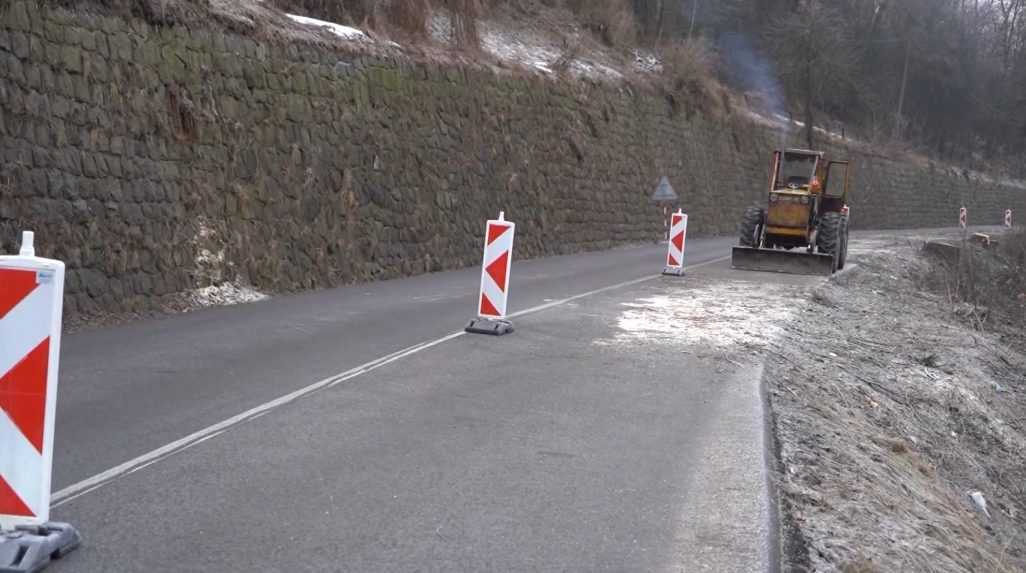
770,194,779,202
799,195,809,204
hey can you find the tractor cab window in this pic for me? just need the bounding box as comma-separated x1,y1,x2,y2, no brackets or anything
777,153,818,189
825,162,849,198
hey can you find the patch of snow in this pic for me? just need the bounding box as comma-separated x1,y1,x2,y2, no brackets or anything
197,221,215,239
478,25,560,74
532,62,553,74
744,110,788,129
597,283,799,351
757,113,848,141
196,248,225,266
813,125,846,140
193,218,226,284
188,282,269,308
632,50,662,73
287,14,368,40
446,15,622,80
571,59,623,80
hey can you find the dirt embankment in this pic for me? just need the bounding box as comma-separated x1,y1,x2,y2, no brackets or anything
766,231,1026,572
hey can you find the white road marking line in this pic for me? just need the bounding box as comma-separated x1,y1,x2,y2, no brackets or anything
508,255,729,319
51,254,730,507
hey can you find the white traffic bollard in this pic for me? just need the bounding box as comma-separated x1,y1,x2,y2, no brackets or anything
662,209,688,277
1005,209,1013,228
959,206,968,229
0,231,80,570
466,212,516,336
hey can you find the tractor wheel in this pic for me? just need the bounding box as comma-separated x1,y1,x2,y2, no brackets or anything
739,206,765,247
837,217,850,269
816,212,844,270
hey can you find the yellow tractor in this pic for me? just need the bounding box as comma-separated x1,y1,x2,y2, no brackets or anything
731,149,851,275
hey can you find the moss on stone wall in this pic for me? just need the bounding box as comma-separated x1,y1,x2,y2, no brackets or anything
1,0,1023,319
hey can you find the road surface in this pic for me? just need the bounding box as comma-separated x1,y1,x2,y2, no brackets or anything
46,235,822,572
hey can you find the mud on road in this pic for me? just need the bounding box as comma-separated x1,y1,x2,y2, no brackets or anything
765,231,1026,572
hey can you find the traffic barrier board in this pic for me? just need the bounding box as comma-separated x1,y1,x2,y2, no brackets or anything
662,209,688,277
0,233,66,529
466,213,516,336
0,232,80,571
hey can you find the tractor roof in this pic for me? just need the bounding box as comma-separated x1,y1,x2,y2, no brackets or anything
783,148,825,156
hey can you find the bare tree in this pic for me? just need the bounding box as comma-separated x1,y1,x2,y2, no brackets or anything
769,1,860,148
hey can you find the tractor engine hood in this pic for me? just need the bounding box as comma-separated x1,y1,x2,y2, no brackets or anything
767,190,814,229
769,189,813,203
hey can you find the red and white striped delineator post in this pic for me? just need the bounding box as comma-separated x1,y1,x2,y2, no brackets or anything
959,206,968,229
1006,209,1013,228
662,209,688,277
466,212,516,336
0,232,80,571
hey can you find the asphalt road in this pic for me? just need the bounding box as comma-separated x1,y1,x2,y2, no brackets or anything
45,235,819,572
52,237,736,491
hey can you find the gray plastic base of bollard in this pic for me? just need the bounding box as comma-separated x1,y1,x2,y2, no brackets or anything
0,523,81,573
662,266,685,277
465,317,514,336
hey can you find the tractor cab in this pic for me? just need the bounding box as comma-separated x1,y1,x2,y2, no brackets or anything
774,149,820,190
766,149,850,241
733,148,853,276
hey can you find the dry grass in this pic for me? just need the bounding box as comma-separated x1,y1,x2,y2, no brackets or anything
840,558,882,573
381,0,432,39
919,229,1026,331
440,0,481,50
660,37,729,118
768,237,1026,572
51,0,208,24
564,0,636,47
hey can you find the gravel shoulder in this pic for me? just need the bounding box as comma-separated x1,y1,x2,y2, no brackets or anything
766,230,1026,572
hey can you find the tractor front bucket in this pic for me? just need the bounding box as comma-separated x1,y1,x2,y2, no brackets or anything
731,246,836,276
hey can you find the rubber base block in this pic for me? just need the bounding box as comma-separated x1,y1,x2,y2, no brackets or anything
662,267,685,277
1,523,81,573
465,317,514,336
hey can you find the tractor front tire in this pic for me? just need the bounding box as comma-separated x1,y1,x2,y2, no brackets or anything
739,206,766,247
817,212,844,271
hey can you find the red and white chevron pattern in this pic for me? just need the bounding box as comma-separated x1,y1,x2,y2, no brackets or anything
477,216,516,319
665,211,688,269
0,265,59,526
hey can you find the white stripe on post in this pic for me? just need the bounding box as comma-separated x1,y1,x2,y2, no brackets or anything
0,285,51,379
0,409,46,518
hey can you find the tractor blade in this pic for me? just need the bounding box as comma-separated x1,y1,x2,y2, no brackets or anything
730,247,836,276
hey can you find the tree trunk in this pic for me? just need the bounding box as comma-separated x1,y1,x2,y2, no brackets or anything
804,60,815,149
655,0,665,44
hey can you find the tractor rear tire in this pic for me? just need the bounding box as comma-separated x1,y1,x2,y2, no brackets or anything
837,217,850,270
817,212,844,270
739,206,765,247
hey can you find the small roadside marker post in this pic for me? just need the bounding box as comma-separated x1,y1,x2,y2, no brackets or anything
0,231,81,572
1005,209,1013,228
466,212,516,336
959,206,969,247
650,176,679,242
662,209,688,277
